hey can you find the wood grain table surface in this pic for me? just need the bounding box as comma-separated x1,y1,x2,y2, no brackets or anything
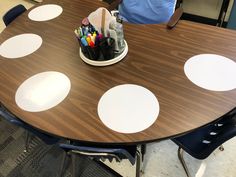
0,0,236,145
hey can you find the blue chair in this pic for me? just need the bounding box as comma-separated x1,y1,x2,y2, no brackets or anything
171,107,236,177
227,0,236,29
3,4,27,26
0,102,60,152
59,142,144,177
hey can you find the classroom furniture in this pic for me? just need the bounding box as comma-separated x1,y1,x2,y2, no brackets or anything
172,108,236,177
217,0,230,26
59,143,143,177
0,0,235,146
2,4,27,26
0,0,236,175
0,102,60,152
227,0,236,29
180,0,231,27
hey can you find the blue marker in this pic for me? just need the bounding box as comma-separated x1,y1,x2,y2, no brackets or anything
81,37,88,46
82,26,89,36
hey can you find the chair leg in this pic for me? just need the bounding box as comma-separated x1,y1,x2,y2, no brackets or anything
58,151,67,177
71,153,77,177
140,145,145,174
141,144,146,162
135,145,144,177
136,152,141,177
59,151,79,177
24,132,33,152
177,147,191,177
219,145,224,151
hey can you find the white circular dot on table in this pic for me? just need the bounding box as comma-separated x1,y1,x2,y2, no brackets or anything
0,34,42,59
28,4,63,21
97,84,160,134
15,71,71,112
184,54,236,91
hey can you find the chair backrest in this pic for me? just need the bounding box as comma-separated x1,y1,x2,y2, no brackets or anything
0,102,25,126
0,102,59,145
216,0,230,26
3,4,27,26
227,0,236,29
172,108,236,159
59,143,137,165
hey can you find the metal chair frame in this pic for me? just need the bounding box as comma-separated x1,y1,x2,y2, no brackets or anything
59,143,144,177
172,108,236,177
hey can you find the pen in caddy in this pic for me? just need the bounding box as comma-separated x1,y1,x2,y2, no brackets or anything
75,8,125,61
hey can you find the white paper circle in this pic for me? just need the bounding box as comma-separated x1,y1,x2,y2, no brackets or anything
184,54,236,91
15,71,71,112
98,84,160,133
28,4,63,21
0,34,42,59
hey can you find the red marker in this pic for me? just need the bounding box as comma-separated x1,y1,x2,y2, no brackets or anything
89,41,95,48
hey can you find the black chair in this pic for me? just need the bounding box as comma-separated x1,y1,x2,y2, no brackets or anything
59,142,145,177
0,102,60,152
172,107,236,177
3,4,27,26
216,0,230,27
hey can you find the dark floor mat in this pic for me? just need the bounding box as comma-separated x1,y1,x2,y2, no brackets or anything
0,118,119,177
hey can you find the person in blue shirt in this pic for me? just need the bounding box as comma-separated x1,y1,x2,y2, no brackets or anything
118,0,177,24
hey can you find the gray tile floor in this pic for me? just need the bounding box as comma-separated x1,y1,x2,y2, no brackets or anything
1,1,236,177
104,139,236,177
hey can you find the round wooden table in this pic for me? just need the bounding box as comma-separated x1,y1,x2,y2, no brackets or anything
0,0,236,144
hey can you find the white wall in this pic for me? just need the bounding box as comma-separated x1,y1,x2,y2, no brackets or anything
182,0,234,21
